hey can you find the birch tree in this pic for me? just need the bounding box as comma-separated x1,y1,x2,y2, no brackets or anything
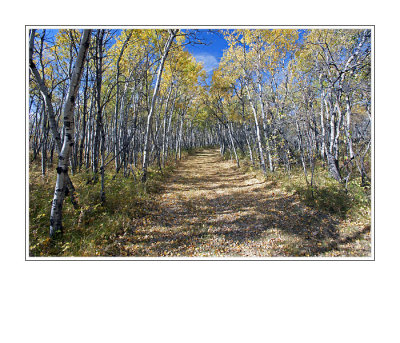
142,29,178,182
49,29,91,238
29,29,79,208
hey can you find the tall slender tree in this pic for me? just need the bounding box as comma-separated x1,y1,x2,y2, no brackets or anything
49,29,91,238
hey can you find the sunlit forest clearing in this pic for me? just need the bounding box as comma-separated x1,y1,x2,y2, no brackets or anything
28,28,372,257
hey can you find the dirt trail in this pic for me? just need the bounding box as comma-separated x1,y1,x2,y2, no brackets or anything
121,149,370,257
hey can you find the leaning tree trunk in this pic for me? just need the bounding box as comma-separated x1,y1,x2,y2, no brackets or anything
29,29,79,208
142,29,178,182
114,31,133,171
245,84,267,176
49,29,91,238
345,94,354,160
257,79,273,172
228,121,240,168
319,88,326,160
325,93,342,182
41,104,48,175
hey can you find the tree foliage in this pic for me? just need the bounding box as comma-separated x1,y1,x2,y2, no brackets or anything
29,28,371,239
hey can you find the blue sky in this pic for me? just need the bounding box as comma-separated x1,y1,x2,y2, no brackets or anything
39,28,228,79
183,29,228,80
34,28,304,83
183,29,305,82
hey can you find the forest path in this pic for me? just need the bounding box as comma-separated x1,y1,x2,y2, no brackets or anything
121,148,370,257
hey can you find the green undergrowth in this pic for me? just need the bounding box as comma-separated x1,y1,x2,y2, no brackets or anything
29,158,179,257
236,156,371,222
279,166,370,221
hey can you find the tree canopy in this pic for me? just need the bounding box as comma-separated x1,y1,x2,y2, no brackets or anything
29,28,371,242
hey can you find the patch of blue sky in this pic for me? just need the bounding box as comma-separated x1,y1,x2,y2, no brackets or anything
183,29,229,80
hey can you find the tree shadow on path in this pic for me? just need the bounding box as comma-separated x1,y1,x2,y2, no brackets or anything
122,149,370,257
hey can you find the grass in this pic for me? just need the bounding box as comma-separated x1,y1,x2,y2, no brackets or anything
232,152,371,222
29,155,182,257
276,164,371,221
29,149,371,258
223,153,371,257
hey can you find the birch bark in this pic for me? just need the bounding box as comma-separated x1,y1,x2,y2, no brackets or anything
114,31,133,171
345,94,354,159
142,29,178,182
29,29,79,208
49,29,91,237
245,84,267,175
228,122,240,167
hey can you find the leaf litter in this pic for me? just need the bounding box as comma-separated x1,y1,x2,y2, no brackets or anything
116,149,371,257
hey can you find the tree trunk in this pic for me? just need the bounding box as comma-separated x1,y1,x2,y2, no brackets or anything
142,29,177,182
245,84,267,176
345,94,354,159
49,29,91,238
114,31,133,171
29,29,79,208
228,122,240,168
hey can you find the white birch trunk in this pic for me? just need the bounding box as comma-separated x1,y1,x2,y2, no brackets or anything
142,29,177,182
257,80,274,172
345,94,354,159
29,29,79,208
245,84,267,175
114,31,133,171
228,122,240,168
49,29,91,237
319,89,326,160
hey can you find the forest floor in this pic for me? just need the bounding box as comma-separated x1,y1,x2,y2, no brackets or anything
112,148,371,257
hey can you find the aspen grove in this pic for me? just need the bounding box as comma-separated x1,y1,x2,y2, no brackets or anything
28,28,371,256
